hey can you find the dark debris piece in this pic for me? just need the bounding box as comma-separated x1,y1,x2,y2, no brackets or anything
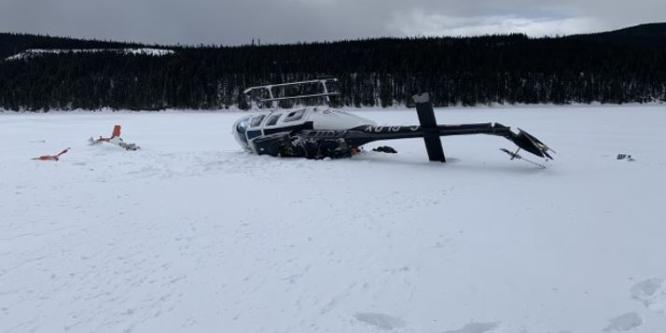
373,146,398,154
617,154,635,161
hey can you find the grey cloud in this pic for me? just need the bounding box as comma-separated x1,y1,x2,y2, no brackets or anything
0,0,665,45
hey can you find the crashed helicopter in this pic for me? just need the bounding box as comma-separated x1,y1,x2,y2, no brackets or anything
233,79,553,166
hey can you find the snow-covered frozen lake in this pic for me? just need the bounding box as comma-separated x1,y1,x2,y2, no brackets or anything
1,106,666,333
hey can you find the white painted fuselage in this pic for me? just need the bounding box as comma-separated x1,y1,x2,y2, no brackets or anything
233,106,376,152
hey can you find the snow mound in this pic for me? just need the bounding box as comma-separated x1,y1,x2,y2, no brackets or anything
443,322,499,333
603,313,643,332
631,278,666,314
354,312,405,330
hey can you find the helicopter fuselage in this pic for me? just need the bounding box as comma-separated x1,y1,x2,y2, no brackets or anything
234,80,553,163
233,106,376,153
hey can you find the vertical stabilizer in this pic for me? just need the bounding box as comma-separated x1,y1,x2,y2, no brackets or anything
112,125,122,138
413,93,446,162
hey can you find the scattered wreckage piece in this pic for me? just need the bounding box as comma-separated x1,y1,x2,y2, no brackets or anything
617,154,635,161
32,148,70,161
500,148,547,168
373,146,398,154
90,125,140,151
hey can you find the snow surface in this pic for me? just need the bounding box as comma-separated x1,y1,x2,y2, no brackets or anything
1,106,666,333
4,48,175,61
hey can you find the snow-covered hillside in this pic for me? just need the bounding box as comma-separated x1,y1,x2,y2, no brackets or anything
4,48,175,61
1,106,666,333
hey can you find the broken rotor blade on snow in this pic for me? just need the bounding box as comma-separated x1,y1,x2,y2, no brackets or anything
500,148,546,168
32,147,70,161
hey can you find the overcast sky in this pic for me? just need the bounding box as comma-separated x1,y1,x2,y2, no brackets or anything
1,0,665,45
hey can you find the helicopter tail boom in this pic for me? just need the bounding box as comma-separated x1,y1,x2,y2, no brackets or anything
251,122,553,162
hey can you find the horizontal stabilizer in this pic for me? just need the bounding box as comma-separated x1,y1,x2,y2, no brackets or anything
510,128,553,160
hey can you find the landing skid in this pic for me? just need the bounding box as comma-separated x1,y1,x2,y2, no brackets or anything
500,148,547,168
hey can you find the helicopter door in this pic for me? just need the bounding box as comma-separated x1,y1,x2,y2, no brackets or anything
265,113,282,127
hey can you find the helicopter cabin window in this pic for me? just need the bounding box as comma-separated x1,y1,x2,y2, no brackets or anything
283,109,305,123
250,115,266,127
266,114,281,126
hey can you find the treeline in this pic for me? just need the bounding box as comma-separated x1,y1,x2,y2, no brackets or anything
1,25,666,111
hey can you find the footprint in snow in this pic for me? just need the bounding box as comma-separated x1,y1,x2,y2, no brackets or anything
603,312,642,332
631,278,666,313
442,322,498,333
354,312,405,330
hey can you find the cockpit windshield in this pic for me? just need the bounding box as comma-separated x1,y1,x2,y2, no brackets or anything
250,115,266,127
233,117,251,150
